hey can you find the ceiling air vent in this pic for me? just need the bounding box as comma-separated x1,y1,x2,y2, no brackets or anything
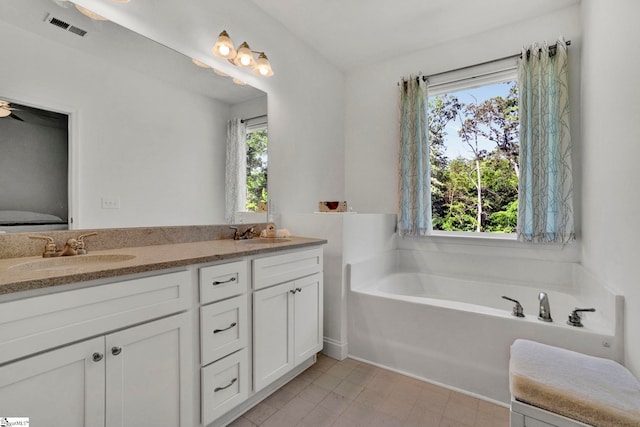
44,13,88,37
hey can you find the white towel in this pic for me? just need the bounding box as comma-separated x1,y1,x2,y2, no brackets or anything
510,339,640,427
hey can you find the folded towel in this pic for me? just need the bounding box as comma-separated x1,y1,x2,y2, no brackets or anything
510,339,640,427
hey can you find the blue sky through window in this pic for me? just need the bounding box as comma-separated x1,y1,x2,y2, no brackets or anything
429,81,515,160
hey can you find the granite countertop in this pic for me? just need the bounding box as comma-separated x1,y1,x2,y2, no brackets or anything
0,236,325,297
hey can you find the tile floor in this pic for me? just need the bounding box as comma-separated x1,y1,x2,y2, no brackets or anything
229,354,510,427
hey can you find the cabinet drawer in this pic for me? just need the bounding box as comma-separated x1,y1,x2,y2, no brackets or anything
253,247,323,290
200,294,248,365
0,270,191,365
201,348,248,425
199,260,248,303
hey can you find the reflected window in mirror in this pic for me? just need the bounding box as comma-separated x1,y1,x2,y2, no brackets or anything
245,118,268,213
0,100,69,232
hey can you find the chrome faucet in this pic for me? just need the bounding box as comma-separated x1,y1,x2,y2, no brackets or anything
538,292,552,322
230,226,256,240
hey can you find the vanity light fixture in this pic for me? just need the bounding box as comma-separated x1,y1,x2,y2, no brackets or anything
191,58,211,68
212,30,274,77
74,4,108,20
68,0,131,21
0,101,11,118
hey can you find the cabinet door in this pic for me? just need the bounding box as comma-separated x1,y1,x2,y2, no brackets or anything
0,337,105,427
105,313,192,427
253,282,294,392
294,273,323,364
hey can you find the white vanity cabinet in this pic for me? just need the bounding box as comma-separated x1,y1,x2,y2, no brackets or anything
198,260,250,426
0,270,193,427
252,248,323,392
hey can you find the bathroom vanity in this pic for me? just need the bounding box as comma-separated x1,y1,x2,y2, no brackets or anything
0,231,325,427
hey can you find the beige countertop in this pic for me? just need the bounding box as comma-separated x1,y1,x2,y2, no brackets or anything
0,236,326,297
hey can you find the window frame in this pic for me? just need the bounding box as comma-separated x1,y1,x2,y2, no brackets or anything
426,58,519,240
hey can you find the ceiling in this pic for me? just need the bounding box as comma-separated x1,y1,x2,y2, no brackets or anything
248,0,580,71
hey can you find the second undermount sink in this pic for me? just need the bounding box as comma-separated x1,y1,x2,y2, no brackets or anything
9,254,136,272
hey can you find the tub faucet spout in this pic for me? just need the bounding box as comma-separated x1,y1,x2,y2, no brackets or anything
538,292,552,322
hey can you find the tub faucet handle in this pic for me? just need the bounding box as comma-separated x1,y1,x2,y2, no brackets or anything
567,308,596,327
502,296,525,318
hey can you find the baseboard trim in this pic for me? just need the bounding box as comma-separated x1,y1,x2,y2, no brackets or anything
322,337,348,360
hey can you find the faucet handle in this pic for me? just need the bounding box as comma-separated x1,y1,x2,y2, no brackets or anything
502,296,525,318
28,235,58,257
567,308,596,327
76,232,98,254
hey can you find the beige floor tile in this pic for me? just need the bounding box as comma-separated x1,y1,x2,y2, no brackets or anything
313,373,343,391
238,354,500,427
415,388,449,415
370,411,406,427
326,363,356,379
260,409,301,427
355,386,387,407
262,388,296,410
448,391,480,411
333,379,365,400
344,368,377,387
405,405,442,427
298,383,331,405
283,375,312,395
298,367,324,383
377,395,414,420
439,417,475,427
318,392,352,415
243,402,277,425
341,400,379,425
443,399,477,426
315,354,338,372
227,416,256,427
279,396,317,423
474,407,509,427
298,404,339,427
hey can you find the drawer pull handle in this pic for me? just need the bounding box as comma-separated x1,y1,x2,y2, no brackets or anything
111,346,122,356
212,277,236,286
214,377,237,392
213,322,237,334
92,352,104,362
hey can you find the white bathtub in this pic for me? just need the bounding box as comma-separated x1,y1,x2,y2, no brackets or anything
347,251,624,404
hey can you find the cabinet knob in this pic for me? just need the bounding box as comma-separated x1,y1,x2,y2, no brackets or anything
111,346,123,356
290,289,297,294
296,287,302,293
92,352,104,362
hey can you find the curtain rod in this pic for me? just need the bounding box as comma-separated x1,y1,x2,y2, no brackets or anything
241,114,267,123
401,40,571,84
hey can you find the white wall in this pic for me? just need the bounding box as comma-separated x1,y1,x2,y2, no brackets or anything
71,0,346,219
0,21,231,229
581,0,640,375
344,5,582,218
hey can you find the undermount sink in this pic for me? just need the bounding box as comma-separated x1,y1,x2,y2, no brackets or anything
9,254,136,272
239,238,291,244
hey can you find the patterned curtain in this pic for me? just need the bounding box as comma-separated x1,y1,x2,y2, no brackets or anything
398,76,431,236
225,118,247,223
517,37,574,243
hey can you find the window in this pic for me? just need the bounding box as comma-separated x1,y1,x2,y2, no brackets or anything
245,124,268,212
427,64,518,235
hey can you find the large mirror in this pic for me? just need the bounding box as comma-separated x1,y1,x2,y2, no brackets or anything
0,0,267,232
